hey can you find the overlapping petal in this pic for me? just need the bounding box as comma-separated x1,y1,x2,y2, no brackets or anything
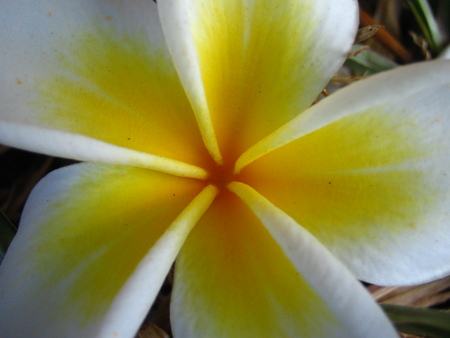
0,0,210,169
171,190,396,337
159,0,358,162
238,60,450,285
0,163,215,337
229,182,398,337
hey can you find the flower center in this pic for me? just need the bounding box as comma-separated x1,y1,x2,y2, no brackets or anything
207,162,236,190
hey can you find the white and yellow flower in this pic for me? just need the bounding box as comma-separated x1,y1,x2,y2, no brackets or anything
1,0,449,337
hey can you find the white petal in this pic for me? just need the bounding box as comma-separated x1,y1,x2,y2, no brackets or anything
226,182,398,338
0,163,215,337
237,60,450,285
0,0,210,170
158,0,358,161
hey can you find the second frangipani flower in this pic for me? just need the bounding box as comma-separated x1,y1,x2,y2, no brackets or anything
0,0,449,337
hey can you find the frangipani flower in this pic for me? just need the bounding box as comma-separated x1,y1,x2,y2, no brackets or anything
0,0,449,337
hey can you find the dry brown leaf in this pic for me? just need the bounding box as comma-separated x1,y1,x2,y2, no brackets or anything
369,275,450,308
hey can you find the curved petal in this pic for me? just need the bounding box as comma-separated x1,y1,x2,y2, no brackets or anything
0,0,210,168
238,60,450,285
0,163,215,337
171,190,396,337
159,0,358,162
0,122,208,179
229,182,397,337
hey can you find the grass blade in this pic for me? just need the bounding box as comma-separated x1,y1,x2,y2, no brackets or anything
382,304,450,338
407,0,444,54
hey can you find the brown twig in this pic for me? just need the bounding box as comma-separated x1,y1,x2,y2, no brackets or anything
359,8,412,63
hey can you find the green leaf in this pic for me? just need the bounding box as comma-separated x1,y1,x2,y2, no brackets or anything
382,304,450,338
345,45,397,74
407,0,444,54
0,210,16,264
